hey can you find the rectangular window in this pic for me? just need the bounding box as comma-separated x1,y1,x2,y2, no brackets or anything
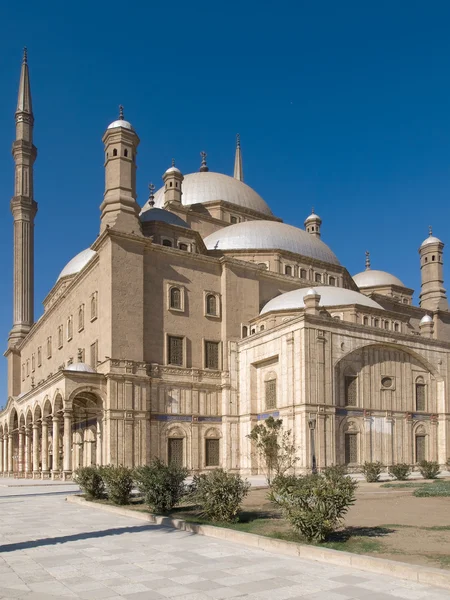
168,438,183,467
90,340,98,369
78,304,85,331
265,379,277,410
345,433,358,464
416,436,426,463
315,273,322,283
31,354,35,372
67,315,73,341
205,341,220,370
47,337,52,359
91,292,98,321
230,216,238,224
58,325,63,349
37,347,42,367
205,439,220,467
168,336,183,366
344,376,357,407
416,384,426,411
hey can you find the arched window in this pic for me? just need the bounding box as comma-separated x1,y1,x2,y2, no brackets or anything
242,325,248,338
329,277,336,286
258,263,268,270
260,324,265,331
170,181,173,187
162,239,172,247
265,376,277,410
374,319,379,328
124,148,128,157
315,273,322,283
363,316,369,326
67,315,73,340
78,304,85,331
394,322,399,332
415,377,426,411
432,255,435,261
344,374,357,406
206,294,217,316
179,243,188,251
112,148,118,157
415,434,426,463
170,287,182,310
285,265,292,276
384,321,389,330
300,268,307,279
345,432,358,465
91,292,98,320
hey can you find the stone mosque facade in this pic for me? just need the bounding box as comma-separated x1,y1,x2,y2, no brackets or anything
1,51,450,479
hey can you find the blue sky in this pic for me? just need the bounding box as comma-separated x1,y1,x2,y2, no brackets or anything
1,1,450,397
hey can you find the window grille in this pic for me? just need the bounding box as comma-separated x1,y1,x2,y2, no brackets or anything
345,433,358,464
415,436,426,463
168,336,183,366
205,439,220,467
170,287,182,310
285,265,292,276
205,341,219,370
265,379,277,410
416,383,426,411
168,438,183,466
206,294,217,316
344,376,357,406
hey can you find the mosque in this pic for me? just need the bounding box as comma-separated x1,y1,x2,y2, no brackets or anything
1,51,449,479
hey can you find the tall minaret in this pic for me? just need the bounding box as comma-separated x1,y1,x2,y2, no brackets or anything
9,48,38,346
419,227,448,311
100,106,141,234
234,134,243,181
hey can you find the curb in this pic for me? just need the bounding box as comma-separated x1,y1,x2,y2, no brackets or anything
66,495,450,591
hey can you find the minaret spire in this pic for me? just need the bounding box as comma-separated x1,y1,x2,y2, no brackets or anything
9,48,38,350
233,133,244,182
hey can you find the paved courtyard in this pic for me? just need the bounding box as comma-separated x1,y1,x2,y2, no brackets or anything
0,481,448,600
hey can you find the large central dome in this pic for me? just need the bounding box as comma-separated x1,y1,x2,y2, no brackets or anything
148,172,273,217
204,221,340,265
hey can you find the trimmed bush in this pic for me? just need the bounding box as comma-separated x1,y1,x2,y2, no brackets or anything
100,465,134,505
388,463,411,481
188,469,250,522
134,459,188,513
418,460,440,480
73,466,105,500
271,471,357,543
362,461,383,483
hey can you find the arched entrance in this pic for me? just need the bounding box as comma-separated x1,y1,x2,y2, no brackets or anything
72,391,103,469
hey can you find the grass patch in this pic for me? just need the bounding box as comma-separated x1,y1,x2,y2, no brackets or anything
414,481,450,497
380,482,427,489
322,537,385,554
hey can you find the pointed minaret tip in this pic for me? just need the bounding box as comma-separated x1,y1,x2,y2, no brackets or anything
16,47,33,115
234,133,244,182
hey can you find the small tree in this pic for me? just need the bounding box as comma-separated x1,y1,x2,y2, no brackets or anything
247,417,298,484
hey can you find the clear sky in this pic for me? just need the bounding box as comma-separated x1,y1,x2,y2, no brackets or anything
1,1,450,399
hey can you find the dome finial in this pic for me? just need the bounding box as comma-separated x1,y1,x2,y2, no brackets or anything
119,104,124,120
365,250,371,270
172,158,175,167
148,182,156,207
311,206,315,214
22,47,28,64
429,225,433,237
200,151,209,172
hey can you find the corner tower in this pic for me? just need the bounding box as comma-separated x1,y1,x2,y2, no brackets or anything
419,228,448,311
9,48,38,346
100,106,141,234
304,208,322,239
162,160,183,208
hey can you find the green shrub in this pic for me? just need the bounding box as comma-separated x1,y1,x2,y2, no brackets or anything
418,460,440,480
73,466,105,500
100,465,134,505
322,465,348,484
134,459,188,513
271,471,357,543
188,469,250,522
388,463,411,481
362,461,383,483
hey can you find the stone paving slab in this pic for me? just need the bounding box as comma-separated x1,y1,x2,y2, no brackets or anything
0,482,448,599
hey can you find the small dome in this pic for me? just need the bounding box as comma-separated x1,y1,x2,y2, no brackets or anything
305,288,319,296
66,363,96,373
139,207,190,228
305,212,322,224
420,315,433,325
164,166,182,175
204,221,340,265
421,235,443,248
107,119,134,131
353,269,405,289
144,171,272,216
261,286,383,315
58,248,96,281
